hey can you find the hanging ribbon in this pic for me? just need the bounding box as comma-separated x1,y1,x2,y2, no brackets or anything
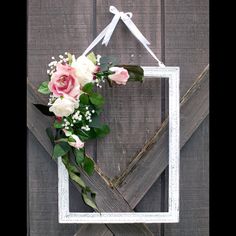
83,6,165,67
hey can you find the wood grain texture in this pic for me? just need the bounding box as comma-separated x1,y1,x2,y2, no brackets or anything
164,0,209,97
164,0,209,235
77,2,162,235
164,116,209,236
28,0,209,235
28,130,83,235
27,82,153,235
95,0,163,180
79,1,162,235
75,224,155,236
74,224,113,236
76,66,208,235
28,0,94,88
115,65,209,209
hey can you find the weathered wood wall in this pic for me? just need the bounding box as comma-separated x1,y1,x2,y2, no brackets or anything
27,0,209,235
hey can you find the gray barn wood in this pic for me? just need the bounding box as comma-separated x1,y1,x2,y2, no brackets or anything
27,0,209,235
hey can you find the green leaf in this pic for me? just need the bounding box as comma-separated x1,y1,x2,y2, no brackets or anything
69,171,86,189
33,104,54,116
82,82,94,94
100,56,118,71
82,192,98,210
87,52,97,64
94,124,110,138
79,93,90,105
83,156,95,176
95,107,103,115
77,128,97,141
89,115,102,128
89,93,104,107
46,127,55,145
38,81,50,94
54,119,63,129
117,65,144,82
73,148,85,165
53,142,71,159
67,52,73,65
68,136,76,142
62,155,80,174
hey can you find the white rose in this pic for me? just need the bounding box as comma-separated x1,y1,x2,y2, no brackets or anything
49,96,78,117
71,55,97,87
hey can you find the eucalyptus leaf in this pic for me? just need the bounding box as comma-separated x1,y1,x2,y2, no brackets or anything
82,192,98,210
52,142,71,159
46,127,55,145
100,56,118,71
94,124,110,138
89,115,102,128
83,156,95,176
74,148,85,165
69,171,86,189
38,81,50,94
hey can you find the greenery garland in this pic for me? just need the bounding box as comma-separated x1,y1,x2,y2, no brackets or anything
36,51,144,210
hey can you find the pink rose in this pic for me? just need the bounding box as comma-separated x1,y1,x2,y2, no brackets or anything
68,134,84,149
48,63,81,98
108,67,129,85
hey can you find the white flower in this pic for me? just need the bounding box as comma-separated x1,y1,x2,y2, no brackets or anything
71,55,97,87
49,96,78,117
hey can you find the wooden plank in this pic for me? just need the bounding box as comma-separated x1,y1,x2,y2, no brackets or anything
77,1,163,235
164,116,209,236
74,224,113,236
28,129,83,236
76,224,156,236
95,0,163,181
27,81,154,235
164,0,209,235
115,65,209,208
164,0,209,97
28,63,208,235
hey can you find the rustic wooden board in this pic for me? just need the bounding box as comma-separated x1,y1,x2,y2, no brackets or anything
27,130,83,235
28,0,209,235
95,0,163,180
84,1,162,235
115,66,209,208
27,82,153,235
164,116,209,236
164,0,209,97
77,2,162,235
76,65,208,235
164,0,209,235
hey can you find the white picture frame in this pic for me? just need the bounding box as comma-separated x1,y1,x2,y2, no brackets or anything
58,66,180,223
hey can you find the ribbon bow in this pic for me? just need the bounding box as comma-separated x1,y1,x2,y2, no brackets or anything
83,6,165,67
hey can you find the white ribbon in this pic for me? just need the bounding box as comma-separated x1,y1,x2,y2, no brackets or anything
83,6,165,67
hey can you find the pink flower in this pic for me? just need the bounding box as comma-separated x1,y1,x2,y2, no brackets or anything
68,135,84,149
48,63,81,98
108,67,129,85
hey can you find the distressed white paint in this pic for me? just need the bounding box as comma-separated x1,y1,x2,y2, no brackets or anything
58,66,180,223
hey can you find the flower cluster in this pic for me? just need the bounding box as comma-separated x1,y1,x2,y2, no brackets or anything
37,51,144,210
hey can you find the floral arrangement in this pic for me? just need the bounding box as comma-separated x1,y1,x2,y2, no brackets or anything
36,51,144,210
